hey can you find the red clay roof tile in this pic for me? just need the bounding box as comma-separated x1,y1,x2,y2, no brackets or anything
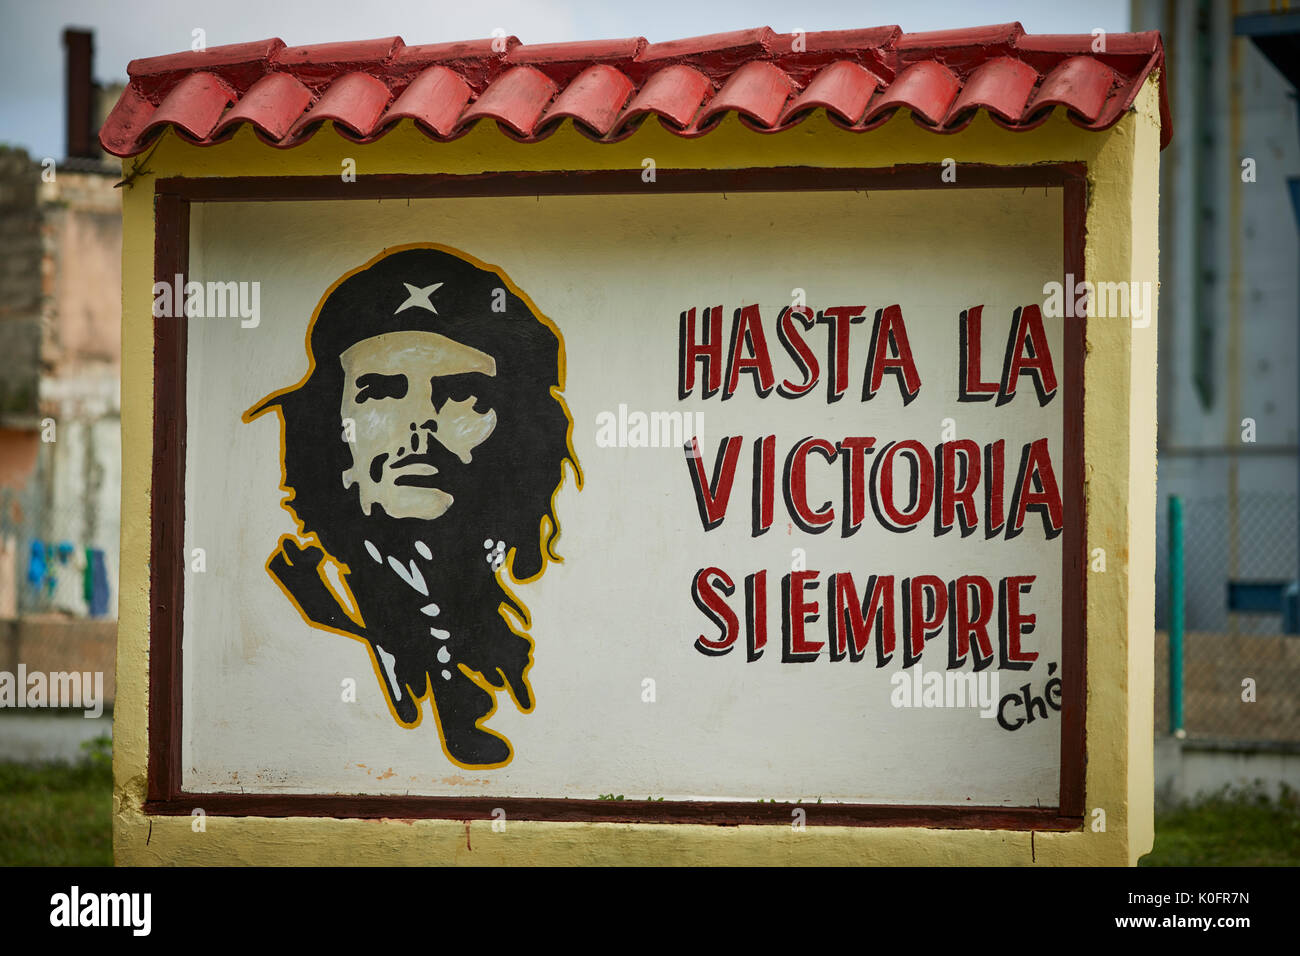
392,39,516,95
383,66,474,138
1028,56,1121,124
141,72,238,142
698,61,795,130
866,61,961,127
614,64,713,133
779,60,880,126
287,71,392,141
98,22,1171,156
127,37,284,81
98,85,156,156
539,64,636,136
458,65,558,137
947,56,1040,126
213,72,312,141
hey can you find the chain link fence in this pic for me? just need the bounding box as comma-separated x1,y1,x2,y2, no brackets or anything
1155,491,1300,742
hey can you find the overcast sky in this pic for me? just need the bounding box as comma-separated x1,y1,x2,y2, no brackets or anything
0,0,1129,160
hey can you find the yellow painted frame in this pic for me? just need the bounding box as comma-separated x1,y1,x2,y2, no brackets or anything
115,76,1161,865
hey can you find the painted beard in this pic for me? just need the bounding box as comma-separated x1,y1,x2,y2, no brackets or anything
325,473,534,768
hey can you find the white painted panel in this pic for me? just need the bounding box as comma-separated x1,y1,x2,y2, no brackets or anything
182,188,1066,805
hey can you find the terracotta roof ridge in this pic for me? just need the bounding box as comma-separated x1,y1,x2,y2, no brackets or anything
99,23,1172,156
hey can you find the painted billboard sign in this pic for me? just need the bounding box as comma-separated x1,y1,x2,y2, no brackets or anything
167,172,1083,820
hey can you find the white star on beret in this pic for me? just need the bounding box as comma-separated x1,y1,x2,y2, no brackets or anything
395,281,444,315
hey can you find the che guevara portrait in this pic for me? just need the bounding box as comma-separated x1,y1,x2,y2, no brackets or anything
244,244,580,769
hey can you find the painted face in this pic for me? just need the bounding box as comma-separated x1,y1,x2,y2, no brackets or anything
339,330,498,520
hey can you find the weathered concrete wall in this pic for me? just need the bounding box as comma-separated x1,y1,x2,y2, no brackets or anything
0,615,117,705
44,170,122,618
0,614,115,763
0,429,39,490
0,153,122,617
1155,735,1300,803
0,713,113,763
39,168,122,381
0,148,44,425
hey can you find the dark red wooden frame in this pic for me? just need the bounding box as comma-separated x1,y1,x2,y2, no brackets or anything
146,164,1088,829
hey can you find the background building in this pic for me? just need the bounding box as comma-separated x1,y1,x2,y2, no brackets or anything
0,30,122,620
0,29,122,761
1133,0,1300,756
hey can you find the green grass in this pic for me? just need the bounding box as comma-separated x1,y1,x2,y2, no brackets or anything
1140,783,1300,866
0,736,113,867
